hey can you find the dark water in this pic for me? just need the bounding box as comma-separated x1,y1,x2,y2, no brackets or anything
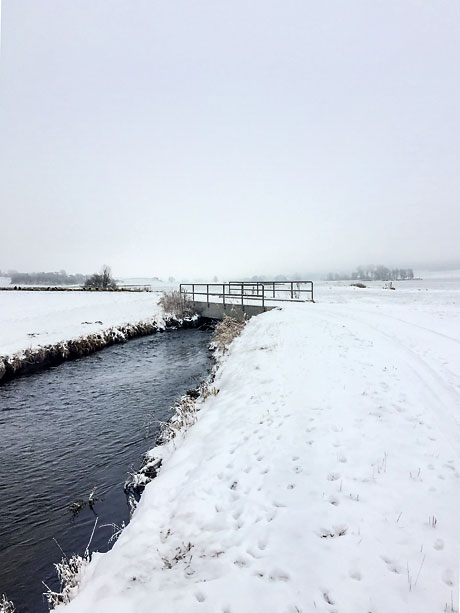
0,329,212,613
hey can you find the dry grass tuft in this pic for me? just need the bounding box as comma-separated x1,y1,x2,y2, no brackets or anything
43,520,98,609
211,315,246,354
159,290,195,319
0,595,15,613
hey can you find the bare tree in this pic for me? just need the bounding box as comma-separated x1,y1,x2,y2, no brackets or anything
84,265,118,290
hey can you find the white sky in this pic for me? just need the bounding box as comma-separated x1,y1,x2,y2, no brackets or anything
1,1,459,279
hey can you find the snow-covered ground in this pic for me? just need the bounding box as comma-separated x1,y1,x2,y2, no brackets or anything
53,279,460,613
0,291,163,358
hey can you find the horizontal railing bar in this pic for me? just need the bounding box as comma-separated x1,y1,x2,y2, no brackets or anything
181,293,311,302
180,281,313,287
179,281,314,309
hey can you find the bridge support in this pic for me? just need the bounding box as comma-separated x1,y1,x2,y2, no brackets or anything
192,301,274,321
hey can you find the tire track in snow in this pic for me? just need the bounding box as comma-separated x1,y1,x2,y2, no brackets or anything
309,305,460,458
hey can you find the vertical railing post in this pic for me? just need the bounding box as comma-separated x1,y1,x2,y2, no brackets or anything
241,282,244,311
262,283,265,311
192,284,195,302
223,283,226,309
207,284,209,307
291,281,294,299
273,282,275,298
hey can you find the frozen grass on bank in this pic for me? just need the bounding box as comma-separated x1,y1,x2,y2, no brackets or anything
53,279,460,613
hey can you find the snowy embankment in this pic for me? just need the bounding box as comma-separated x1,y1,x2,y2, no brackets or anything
55,281,460,613
0,291,167,382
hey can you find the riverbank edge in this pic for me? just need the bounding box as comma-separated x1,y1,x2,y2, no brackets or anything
44,317,241,608
123,315,245,513
0,314,205,385
123,347,219,514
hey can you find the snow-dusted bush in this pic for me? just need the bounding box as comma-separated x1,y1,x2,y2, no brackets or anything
159,290,195,318
44,521,98,609
44,553,88,608
0,594,15,613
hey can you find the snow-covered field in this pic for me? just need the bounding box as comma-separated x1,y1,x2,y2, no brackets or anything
51,278,460,613
0,291,163,358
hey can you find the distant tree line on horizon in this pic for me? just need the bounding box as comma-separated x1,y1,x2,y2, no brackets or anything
326,266,414,282
7,270,89,286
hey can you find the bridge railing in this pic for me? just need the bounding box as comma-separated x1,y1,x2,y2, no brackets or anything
179,281,314,310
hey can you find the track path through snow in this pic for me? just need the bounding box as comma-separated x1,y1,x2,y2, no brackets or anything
314,304,460,457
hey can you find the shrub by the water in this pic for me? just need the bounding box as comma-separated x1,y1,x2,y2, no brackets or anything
158,290,195,318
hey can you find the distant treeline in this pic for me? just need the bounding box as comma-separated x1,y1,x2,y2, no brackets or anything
8,271,89,286
326,266,414,282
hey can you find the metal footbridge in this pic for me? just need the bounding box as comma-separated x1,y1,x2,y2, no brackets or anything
179,281,314,320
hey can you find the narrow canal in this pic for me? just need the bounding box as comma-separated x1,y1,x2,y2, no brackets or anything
0,328,212,613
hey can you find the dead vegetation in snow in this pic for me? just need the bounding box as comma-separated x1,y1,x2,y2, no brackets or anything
210,314,246,355
43,521,98,609
159,290,195,319
0,595,15,613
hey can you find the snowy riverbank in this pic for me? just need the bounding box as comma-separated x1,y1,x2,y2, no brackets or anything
0,291,172,382
0,291,164,357
53,280,460,613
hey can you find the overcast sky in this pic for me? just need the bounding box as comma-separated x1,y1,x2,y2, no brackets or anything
0,1,459,279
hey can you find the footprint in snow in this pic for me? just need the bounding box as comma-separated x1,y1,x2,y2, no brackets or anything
233,558,249,568
268,568,290,582
381,556,401,574
442,569,454,586
318,525,347,539
349,569,362,581
257,538,268,550
434,538,444,551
